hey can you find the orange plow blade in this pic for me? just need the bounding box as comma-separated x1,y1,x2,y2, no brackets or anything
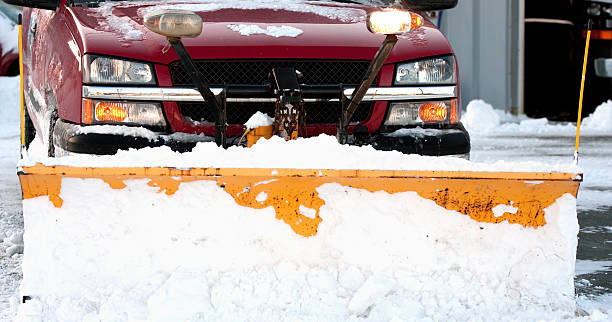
19,164,582,237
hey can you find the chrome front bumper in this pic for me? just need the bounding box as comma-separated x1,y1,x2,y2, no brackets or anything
82,85,458,103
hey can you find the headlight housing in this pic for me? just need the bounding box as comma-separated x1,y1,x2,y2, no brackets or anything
82,99,167,127
83,55,155,85
395,56,456,85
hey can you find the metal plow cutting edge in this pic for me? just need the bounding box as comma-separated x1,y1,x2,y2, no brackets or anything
19,164,582,237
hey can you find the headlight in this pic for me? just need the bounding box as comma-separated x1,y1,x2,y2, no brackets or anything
385,100,458,126
395,56,456,85
82,99,166,127
83,55,155,85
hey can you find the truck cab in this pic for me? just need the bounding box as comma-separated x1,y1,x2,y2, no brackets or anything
8,0,468,157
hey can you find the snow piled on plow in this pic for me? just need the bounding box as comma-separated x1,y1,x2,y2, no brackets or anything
21,134,581,173
17,177,579,321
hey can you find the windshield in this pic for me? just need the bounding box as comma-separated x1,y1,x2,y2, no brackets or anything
319,0,397,4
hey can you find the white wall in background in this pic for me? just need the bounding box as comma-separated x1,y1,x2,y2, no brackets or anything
441,0,521,113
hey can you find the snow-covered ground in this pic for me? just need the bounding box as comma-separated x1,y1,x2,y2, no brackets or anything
1,74,611,320
0,76,23,321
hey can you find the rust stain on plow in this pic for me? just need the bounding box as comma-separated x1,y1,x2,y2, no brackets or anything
19,164,582,237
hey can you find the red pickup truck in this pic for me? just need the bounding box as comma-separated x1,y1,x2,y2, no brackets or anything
6,0,468,157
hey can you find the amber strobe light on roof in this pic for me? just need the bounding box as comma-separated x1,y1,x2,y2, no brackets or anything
143,10,203,38
367,10,423,35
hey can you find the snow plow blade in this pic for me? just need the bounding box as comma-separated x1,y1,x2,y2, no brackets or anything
18,164,581,237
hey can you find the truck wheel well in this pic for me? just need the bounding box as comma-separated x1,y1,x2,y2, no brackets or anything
6,59,19,77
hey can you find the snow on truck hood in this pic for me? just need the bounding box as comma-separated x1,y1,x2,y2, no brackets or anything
70,0,453,64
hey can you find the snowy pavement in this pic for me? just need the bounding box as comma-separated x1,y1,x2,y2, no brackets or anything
0,76,23,321
0,73,611,319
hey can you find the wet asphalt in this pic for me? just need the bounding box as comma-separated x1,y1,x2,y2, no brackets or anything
575,207,611,297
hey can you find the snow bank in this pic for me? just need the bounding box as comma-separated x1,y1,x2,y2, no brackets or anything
582,100,612,132
16,178,579,320
0,13,18,56
464,99,612,136
461,99,500,134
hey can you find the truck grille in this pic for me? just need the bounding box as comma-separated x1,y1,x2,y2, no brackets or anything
179,101,372,126
169,60,374,125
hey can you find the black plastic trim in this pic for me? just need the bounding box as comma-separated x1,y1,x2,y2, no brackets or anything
53,119,196,155
53,119,470,156
370,123,470,156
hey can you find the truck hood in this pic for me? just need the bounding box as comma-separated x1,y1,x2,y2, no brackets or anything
67,1,453,64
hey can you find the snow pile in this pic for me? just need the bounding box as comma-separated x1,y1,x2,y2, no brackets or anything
463,99,612,136
495,117,576,135
135,0,367,23
244,111,274,129
228,24,304,38
0,13,18,55
582,100,612,132
461,99,500,134
517,117,551,130
16,177,580,320
21,134,581,173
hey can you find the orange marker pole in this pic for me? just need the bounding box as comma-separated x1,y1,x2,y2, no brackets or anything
18,14,25,157
575,19,592,164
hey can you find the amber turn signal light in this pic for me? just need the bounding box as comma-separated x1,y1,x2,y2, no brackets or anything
95,102,128,122
419,102,448,123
